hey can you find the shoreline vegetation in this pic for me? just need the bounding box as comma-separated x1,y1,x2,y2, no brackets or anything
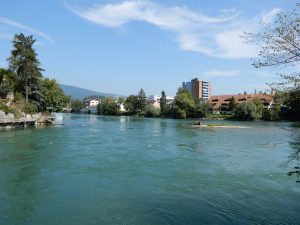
1,3,300,128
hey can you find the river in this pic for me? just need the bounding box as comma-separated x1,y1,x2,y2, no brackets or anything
0,114,299,225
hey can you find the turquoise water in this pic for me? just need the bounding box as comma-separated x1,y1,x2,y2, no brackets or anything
0,114,299,225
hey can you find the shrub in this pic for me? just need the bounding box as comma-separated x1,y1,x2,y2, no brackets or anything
144,104,160,118
24,102,38,114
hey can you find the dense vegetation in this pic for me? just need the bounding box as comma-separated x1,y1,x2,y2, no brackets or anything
0,33,70,115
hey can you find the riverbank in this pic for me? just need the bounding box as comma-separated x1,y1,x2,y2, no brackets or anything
0,110,55,129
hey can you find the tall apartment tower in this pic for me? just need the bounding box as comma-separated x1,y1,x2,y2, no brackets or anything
183,78,211,100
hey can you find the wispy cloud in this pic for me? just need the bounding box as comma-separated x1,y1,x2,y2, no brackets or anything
68,0,279,59
253,71,273,78
201,69,240,78
0,17,54,42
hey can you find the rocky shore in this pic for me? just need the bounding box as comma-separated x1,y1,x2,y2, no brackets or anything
0,110,55,129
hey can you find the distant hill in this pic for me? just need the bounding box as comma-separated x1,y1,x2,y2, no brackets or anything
60,84,120,100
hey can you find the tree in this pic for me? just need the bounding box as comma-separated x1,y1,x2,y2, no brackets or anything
244,7,300,120
0,68,17,98
194,99,211,118
174,88,195,118
124,95,140,114
41,78,70,112
233,101,262,120
228,96,237,112
71,99,84,113
137,88,146,112
97,97,119,115
8,33,44,106
160,91,168,116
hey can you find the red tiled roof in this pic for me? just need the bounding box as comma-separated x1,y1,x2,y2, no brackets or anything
208,94,273,110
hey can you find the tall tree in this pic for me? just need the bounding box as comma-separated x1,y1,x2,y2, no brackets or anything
228,96,237,112
137,88,146,112
160,91,168,116
8,33,44,105
41,78,70,112
174,88,195,118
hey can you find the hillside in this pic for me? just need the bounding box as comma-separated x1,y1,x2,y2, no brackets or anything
60,84,120,100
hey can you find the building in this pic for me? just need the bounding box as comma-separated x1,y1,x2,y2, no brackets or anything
208,94,273,113
182,78,211,100
148,95,174,104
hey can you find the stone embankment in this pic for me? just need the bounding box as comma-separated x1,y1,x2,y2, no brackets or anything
0,110,55,129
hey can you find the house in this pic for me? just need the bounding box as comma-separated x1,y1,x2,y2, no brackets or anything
209,94,273,113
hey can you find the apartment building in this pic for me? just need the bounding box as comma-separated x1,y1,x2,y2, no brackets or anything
182,78,211,100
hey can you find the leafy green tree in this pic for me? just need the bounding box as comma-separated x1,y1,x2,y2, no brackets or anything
228,96,237,112
0,68,17,98
252,98,264,118
8,33,44,106
71,99,84,113
172,105,187,119
194,99,211,118
137,88,146,112
97,97,119,115
174,88,195,118
233,101,262,120
41,78,70,112
124,95,140,114
160,91,168,117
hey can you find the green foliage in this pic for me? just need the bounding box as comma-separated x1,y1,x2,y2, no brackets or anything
41,78,70,112
124,95,140,114
244,7,300,121
0,68,17,98
24,102,38,114
174,88,195,117
172,105,187,119
193,99,211,118
228,97,237,112
97,97,119,115
160,91,168,116
144,104,160,118
71,99,84,113
262,107,280,121
0,102,14,114
137,88,146,112
233,101,263,120
287,89,300,120
8,33,44,105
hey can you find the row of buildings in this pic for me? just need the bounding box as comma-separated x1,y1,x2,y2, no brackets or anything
82,77,273,114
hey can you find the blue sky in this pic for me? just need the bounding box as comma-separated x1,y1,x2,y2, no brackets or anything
0,0,297,96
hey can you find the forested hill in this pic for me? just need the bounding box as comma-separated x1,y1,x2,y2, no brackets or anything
60,84,121,99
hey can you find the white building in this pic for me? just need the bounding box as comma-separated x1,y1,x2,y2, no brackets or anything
148,95,174,104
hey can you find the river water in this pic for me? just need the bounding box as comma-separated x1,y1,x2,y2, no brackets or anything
0,114,299,225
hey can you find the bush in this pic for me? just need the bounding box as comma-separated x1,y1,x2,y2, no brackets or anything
24,102,38,114
144,104,160,118
262,107,280,121
172,105,187,119
0,102,14,114
233,101,262,120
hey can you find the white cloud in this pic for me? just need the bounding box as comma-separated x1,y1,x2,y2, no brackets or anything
261,8,281,24
0,17,54,42
201,69,240,78
69,0,279,59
